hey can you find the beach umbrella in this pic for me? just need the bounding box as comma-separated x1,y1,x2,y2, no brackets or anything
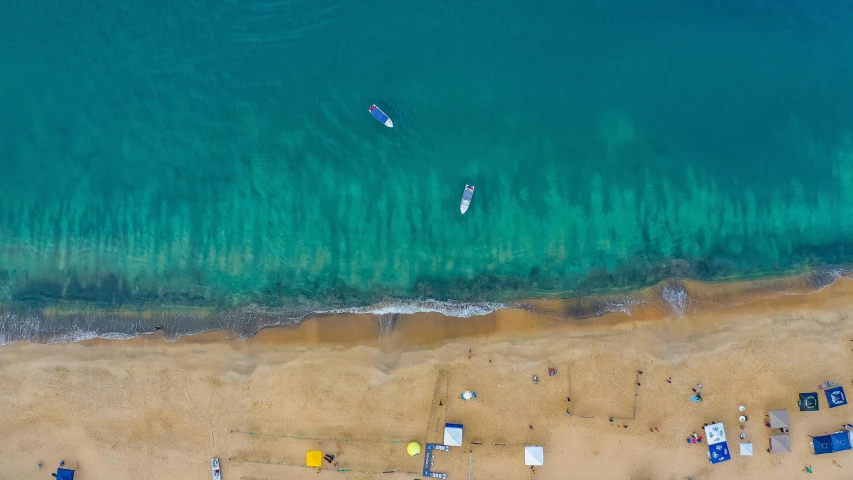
407,442,421,456
739,443,753,456
306,450,323,467
525,446,544,466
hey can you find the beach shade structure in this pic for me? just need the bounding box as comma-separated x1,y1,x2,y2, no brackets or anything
813,436,833,455
799,392,819,411
770,434,792,453
407,442,421,456
525,446,544,466
306,450,323,467
708,442,731,464
739,443,753,456
810,432,851,455
769,409,790,429
444,423,463,447
55,468,75,480
825,386,848,408
704,423,726,445
832,431,852,452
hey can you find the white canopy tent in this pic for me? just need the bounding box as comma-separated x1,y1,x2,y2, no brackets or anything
739,443,753,456
704,423,726,445
444,423,463,447
525,446,544,466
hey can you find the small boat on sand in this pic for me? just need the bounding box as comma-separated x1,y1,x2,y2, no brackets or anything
212,458,221,479
369,104,393,128
460,184,475,214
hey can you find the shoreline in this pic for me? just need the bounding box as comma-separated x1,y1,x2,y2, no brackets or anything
59,269,849,351
60,273,853,354
1,266,850,347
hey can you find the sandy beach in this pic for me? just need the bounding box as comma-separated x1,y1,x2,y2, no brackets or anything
5,279,853,479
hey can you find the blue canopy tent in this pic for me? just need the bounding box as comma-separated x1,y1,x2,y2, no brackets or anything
813,435,834,455
55,467,75,480
812,431,853,455
708,442,731,464
799,392,819,411
832,431,852,452
826,387,848,408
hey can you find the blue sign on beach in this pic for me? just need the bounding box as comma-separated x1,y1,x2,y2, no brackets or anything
422,443,448,479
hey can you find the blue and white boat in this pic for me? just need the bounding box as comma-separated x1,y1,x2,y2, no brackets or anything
369,104,393,128
460,184,474,214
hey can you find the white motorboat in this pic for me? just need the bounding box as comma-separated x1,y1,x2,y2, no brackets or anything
460,184,474,214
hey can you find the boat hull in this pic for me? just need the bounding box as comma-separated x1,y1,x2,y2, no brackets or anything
460,184,474,214
369,104,393,128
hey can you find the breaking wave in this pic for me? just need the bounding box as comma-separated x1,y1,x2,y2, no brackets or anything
318,299,511,318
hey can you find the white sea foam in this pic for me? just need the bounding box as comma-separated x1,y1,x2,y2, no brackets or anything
805,268,853,292
661,285,688,318
44,330,100,344
594,296,643,316
319,299,511,318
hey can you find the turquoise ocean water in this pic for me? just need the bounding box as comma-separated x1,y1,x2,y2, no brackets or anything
2,0,853,341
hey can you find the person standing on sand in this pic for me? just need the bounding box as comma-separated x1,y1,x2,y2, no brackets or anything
529,425,534,430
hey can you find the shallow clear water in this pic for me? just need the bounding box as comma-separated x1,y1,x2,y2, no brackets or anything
2,0,853,340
